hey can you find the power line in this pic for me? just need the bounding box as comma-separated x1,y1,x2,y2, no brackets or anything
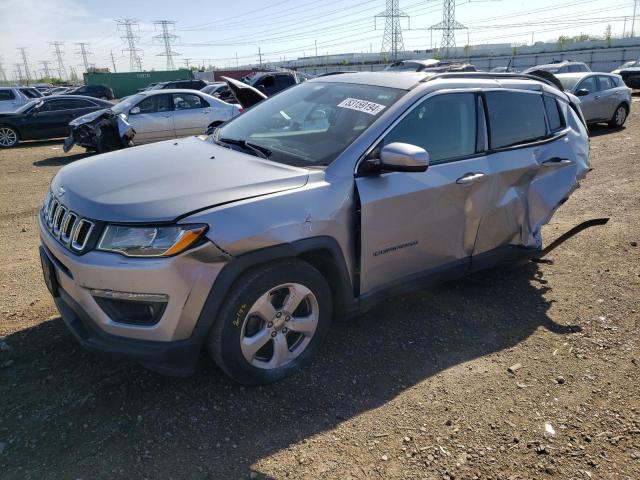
375,0,410,60
17,47,31,83
75,43,92,72
116,19,143,72
430,0,467,58
153,20,180,70
49,42,67,80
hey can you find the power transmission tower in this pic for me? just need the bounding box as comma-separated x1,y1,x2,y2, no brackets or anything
50,42,67,80
40,60,52,78
17,47,31,83
430,0,466,58
258,47,263,68
69,65,79,82
154,20,180,71
15,64,23,83
75,43,92,72
109,50,118,73
184,58,192,69
375,0,409,61
116,19,143,72
0,57,8,84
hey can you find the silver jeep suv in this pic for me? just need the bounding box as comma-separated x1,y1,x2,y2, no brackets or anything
39,71,591,384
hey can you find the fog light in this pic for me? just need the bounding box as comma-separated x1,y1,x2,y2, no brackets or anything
91,289,168,326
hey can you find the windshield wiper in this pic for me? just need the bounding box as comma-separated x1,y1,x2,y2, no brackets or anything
217,137,272,159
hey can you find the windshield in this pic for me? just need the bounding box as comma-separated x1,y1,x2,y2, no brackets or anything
111,94,145,114
214,81,404,167
558,76,581,90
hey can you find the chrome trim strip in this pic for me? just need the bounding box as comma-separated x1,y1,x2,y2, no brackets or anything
89,289,169,303
53,206,67,236
60,212,77,243
71,219,94,251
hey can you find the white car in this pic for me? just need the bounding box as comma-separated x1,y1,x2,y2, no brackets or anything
70,89,242,147
0,86,43,113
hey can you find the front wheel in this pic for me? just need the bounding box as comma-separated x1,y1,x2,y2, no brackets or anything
609,104,628,128
0,126,19,148
206,259,332,385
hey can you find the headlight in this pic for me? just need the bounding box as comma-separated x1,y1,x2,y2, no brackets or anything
97,224,207,257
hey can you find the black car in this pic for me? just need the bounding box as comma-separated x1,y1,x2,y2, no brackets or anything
241,71,298,95
150,79,208,91
65,84,115,100
612,60,640,89
0,96,113,148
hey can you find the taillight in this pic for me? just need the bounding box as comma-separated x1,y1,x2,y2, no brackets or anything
239,108,245,113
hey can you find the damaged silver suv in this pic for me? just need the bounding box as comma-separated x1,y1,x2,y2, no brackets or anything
39,71,595,385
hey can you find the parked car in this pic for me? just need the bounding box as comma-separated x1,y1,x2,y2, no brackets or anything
34,84,53,96
241,71,299,96
39,71,594,384
611,60,640,89
0,95,112,148
65,84,115,100
201,82,229,96
0,86,44,113
523,61,590,74
49,86,72,95
65,89,241,152
137,82,159,93
490,66,517,73
556,72,631,127
386,59,477,72
149,79,208,91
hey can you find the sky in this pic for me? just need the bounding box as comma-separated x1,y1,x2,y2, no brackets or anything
0,0,636,79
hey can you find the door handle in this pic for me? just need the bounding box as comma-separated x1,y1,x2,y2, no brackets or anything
203,109,210,114
541,157,573,167
162,114,172,118
456,172,485,184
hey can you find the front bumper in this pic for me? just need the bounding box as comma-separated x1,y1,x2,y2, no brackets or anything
39,214,227,374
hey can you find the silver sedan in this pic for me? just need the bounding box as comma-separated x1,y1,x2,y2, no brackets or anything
556,72,631,127
109,89,241,144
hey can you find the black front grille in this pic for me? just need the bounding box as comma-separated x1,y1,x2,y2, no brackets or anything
42,191,97,254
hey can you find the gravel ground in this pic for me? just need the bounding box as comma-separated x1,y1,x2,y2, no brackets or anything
0,108,639,479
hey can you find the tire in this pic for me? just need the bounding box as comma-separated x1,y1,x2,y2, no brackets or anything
609,103,628,128
207,259,333,385
0,126,19,148
206,121,224,135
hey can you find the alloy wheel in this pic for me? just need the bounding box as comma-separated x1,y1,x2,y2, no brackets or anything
240,283,319,369
615,106,627,127
0,127,17,147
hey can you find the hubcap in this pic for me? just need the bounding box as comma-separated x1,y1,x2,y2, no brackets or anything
616,107,626,126
0,127,17,147
239,283,319,370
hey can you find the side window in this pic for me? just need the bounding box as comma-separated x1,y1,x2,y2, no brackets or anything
135,94,172,114
543,96,564,133
597,76,615,91
276,75,295,89
485,91,547,149
577,76,597,93
20,88,40,99
42,99,80,111
383,93,477,163
173,93,206,110
0,90,15,101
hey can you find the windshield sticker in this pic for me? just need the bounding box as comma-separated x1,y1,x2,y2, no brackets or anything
337,98,386,116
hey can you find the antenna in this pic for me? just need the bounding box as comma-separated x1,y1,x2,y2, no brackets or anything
75,43,92,72
153,20,180,71
49,42,67,80
429,0,467,58
116,19,143,72
375,0,409,61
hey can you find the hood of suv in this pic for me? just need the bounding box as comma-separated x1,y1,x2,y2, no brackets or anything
51,136,309,223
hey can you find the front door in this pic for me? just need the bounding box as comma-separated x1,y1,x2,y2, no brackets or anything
356,92,490,295
127,94,174,143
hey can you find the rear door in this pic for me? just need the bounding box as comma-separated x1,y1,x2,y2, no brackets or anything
171,93,210,137
356,92,490,295
473,90,578,256
596,75,619,120
127,94,174,143
28,98,85,138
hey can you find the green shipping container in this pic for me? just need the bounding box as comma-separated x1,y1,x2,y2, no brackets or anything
83,70,195,99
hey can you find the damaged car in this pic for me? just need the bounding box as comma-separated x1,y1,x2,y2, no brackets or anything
39,71,602,385
65,89,241,153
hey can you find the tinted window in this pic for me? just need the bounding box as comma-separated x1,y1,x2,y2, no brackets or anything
276,75,295,89
173,93,206,110
485,91,547,149
43,98,92,110
577,76,597,93
568,64,581,73
20,88,41,98
0,90,15,101
135,94,172,113
597,76,615,91
384,93,477,163
543,96,564,132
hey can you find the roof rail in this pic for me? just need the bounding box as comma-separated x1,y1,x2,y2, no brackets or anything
422,71,558,89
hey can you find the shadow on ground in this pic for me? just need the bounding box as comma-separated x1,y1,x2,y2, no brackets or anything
0,263,579,479
588,123,625,137
32,151,91,167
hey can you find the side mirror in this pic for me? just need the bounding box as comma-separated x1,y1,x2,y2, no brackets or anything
575,88,590,97
379,142,429,172
129,106,141,115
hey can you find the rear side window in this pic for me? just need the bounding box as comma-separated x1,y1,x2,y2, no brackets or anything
597,76,615,91
384,92,477,163
20,88,40,98
135,94,172,113
0,90,15,101
485,91,547,149
543,96,564,132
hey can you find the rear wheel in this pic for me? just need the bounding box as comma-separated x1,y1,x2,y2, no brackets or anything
0,126,18,148
609,104,628,128
206,259,332,385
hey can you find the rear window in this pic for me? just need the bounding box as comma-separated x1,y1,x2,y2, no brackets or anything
485,91,547,149
0,89,15,101
543,96,564,132
20,88,41,98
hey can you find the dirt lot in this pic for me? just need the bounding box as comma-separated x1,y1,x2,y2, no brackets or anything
0,110,639,479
